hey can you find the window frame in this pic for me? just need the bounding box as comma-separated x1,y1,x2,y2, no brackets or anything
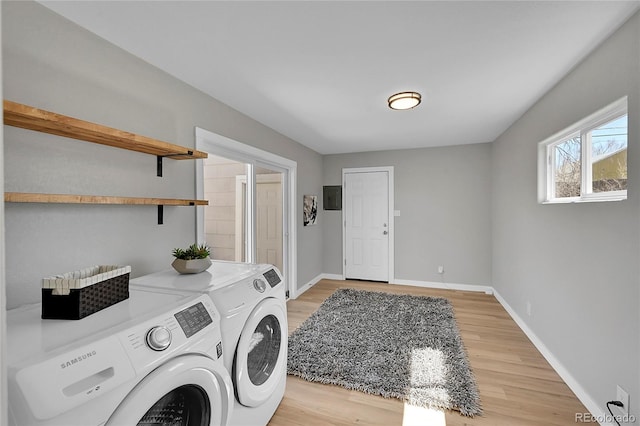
538,97,628,204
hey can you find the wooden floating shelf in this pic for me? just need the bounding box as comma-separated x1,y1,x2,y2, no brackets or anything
5,192,208,206
5,192,208,225
3,100,208,160
3,100,208,223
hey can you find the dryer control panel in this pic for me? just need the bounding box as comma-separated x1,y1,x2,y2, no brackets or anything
263,268,282,288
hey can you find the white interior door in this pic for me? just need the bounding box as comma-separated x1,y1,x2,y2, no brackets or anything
344,170,390,282
256,173,283,272
235,173,283,272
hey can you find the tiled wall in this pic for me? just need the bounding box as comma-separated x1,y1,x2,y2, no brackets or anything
203,155,245,261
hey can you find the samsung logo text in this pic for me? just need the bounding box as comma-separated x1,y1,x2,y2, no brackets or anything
60,350,97,369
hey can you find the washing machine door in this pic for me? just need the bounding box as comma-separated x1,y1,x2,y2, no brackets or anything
107,354,233,426
234,297,288,407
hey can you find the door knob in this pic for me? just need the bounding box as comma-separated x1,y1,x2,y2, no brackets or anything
383,230,388,235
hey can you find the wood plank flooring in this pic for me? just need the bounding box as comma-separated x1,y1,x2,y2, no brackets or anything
269,279,588,426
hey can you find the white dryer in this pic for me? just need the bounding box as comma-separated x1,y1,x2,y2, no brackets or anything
130,261,288,426
7,287,233,426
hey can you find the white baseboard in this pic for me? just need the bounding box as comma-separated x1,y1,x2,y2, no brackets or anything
492,289,615,426
289,274,321,299
290,273,337,299
320,273,344,281
393,278,493,294
294,275,493,297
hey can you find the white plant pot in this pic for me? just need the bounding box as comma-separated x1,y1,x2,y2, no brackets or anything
171,257,212,274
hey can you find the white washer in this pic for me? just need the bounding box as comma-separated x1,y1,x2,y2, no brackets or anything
7,287,233,426
130,261,288,426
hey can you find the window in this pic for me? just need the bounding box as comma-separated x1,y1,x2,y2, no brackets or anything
539,97,628,203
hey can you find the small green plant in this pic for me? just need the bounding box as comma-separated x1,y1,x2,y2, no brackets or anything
172,244,211,260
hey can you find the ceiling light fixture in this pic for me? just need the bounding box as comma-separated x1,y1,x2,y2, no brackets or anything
387,91,421,110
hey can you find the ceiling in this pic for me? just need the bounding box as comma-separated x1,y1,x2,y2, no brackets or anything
39,1,640,155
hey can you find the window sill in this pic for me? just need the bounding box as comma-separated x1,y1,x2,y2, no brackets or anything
542,194,627,204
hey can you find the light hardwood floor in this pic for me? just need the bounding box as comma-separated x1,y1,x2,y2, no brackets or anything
269,279,588,426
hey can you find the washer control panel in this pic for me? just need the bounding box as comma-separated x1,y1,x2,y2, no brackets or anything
174,302,213,338
119,295,220,372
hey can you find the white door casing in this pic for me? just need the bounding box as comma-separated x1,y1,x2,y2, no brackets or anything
343,167,394,282
195,127,297,298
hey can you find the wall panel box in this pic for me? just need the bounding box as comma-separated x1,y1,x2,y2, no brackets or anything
323,185,342,210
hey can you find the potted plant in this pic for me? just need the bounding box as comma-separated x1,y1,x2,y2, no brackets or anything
171,243,212,274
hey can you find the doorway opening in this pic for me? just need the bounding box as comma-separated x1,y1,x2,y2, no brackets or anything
196,128,297,297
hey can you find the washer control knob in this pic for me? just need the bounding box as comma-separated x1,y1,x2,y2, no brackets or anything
253,278,267,293
146,326,172,351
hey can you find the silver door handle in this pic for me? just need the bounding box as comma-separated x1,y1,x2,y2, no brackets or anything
383,231,388,235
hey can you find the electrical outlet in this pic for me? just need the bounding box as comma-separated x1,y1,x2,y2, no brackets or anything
617,385,629,415
526,302,532,316
437,266,444,274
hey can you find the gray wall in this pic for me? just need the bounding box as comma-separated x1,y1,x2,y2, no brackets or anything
2,1,323,308
492,11,640,422
323,143,492,287
0,4,7,423
4,1,640,421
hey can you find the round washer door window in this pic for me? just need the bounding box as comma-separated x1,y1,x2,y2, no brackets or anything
235,298,287,407
106,355,233,426
137,384,208,426
247,314,281,386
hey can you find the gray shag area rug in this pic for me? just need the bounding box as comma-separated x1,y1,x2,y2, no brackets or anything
287,288,482,416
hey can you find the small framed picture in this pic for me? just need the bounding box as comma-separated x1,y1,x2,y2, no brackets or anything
303,195,318,226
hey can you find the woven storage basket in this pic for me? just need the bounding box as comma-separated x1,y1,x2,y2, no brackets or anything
42,265,131,320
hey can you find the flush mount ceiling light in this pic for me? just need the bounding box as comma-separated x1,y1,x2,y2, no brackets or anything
387,91,421,110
